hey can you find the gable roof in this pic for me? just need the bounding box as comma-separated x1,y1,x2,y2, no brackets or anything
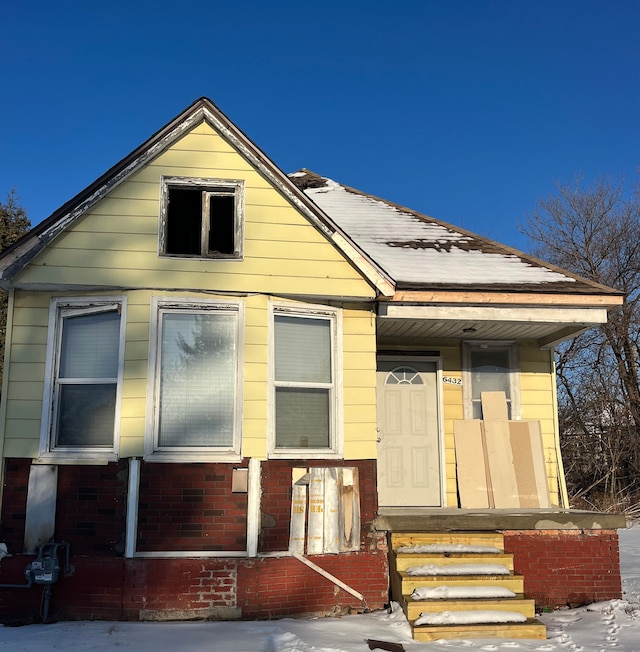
0,98,394,296
291,170,621,298
0,98,622,307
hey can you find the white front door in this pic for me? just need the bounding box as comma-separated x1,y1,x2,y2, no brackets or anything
376,359,442,507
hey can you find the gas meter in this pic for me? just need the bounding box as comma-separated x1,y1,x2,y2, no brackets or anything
25,542,72,585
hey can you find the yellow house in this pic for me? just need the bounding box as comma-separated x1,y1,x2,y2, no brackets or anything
0,98,625,638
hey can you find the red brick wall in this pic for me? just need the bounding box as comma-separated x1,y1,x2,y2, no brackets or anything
0,458,388,623
503,529,622,608
0,459,29,553
137,462,248,552
56,462,128,555
0,551,388,623
238,550,389,619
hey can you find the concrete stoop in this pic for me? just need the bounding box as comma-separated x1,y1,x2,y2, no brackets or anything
389,531,547,642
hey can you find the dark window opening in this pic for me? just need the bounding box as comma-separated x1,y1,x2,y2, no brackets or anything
164,185,238,257
166,188,203,256
208,194,235,255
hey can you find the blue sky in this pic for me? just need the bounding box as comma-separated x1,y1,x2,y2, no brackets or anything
1,0,638,251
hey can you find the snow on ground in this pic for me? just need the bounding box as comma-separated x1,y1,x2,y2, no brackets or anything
3,523,640,651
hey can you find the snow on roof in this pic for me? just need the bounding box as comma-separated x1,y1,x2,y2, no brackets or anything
292,170,579,290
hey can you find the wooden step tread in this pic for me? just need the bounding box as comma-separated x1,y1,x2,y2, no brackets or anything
399,571,523,580
403,595,536,619
392,532,504,550
394,552,514,571
400,574,525,594
412,619,547,642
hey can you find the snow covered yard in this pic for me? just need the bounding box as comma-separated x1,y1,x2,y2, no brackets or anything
2,524,640,651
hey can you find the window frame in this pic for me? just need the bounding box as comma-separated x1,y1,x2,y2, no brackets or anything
462,340,520,420
144,296,244,463
39,296,127,463
159,176,245,260
268,301,343,459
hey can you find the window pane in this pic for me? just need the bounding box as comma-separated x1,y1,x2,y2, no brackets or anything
60,311,120,378
158,311,236,447
274,315,331,383
275,387,330,448
166,187,203,255
470,349,510,401
56,384,116,447
207,194,235,255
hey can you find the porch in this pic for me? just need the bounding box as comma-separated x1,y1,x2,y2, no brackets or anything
375,507,625,641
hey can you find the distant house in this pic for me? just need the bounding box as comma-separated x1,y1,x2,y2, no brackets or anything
0,98,625,638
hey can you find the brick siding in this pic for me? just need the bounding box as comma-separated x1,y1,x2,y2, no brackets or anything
503,529,622,608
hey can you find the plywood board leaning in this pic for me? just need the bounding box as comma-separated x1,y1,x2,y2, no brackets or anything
339,467,360,551
525,420,552,508
509,421,540,508
484,418,520,508
481,391,509,421
453,420,490,508
307,467,325,554
323,467,340,553
289,483,307,553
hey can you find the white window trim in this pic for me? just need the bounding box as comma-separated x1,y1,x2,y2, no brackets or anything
38,296,127,464
462,340,520,420
144,296,244,463
159,175,245,260
268,301,343,460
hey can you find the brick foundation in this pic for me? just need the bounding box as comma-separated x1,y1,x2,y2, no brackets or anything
0,458,388,623
503,529,622,608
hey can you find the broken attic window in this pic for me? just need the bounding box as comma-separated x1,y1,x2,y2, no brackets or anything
162,179,243,258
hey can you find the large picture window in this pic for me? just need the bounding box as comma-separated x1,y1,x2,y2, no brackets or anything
147,299,242,460
270,305,341,456
41,298,126,460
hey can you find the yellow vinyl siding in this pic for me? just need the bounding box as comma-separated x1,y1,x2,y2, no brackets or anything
342,305,377,459
2,292,50,458
519,344,560,504
441,347,464,506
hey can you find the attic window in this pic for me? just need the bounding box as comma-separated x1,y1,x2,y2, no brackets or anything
160,177,244,259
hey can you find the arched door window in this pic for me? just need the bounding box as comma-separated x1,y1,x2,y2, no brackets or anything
385,366,424,385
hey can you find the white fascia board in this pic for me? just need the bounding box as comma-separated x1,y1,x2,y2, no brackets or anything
378,304,609,325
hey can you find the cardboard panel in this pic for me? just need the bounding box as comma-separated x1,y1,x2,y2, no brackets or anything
453,420,490,508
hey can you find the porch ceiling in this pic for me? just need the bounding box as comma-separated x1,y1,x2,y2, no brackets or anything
376,303,609,346
376,317,594,346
